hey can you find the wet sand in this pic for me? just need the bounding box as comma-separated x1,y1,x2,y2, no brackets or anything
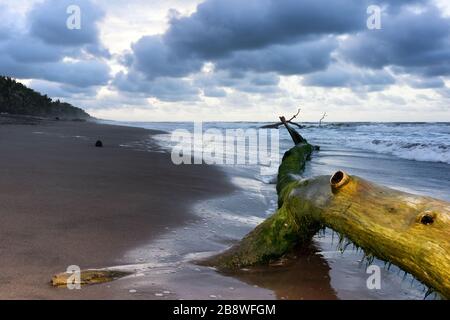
0,117,234,299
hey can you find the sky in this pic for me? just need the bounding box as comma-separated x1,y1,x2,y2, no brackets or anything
1,0,450,122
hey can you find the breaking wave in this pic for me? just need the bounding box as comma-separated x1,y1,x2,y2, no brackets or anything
350,139,450,164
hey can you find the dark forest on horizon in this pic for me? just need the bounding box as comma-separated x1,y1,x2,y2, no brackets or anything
0,76,90,120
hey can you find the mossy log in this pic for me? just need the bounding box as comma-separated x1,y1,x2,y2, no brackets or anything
51,269,131,287
205,138,450,298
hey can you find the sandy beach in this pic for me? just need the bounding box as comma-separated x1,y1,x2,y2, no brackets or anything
0,117,447,300
0,117,234,299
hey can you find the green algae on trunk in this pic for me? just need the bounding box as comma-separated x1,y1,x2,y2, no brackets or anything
204,142,317,269
276,143,314,205
204,143,450,298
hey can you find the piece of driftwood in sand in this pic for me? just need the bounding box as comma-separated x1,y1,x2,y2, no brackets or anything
261,108,303,129
52,269,131,287
204,122,450,299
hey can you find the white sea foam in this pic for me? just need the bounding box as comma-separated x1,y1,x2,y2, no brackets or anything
151,122,449,165
105,120,450,204
350,139,450,164
311,122,450,165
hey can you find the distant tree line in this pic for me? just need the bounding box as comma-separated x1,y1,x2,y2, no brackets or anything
0,76,90,119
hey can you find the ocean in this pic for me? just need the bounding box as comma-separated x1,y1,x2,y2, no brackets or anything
102,121,450,299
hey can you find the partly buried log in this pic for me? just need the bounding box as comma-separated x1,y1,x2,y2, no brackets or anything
52,269,131,287
204,125,450,299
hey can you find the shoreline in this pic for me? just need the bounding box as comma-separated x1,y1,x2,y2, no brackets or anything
0,117,234,299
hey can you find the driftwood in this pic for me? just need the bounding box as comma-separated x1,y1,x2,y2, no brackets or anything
52,269,131,287
204,122,450,299
319,112,327,126
279,116,305,145
261,108,303,129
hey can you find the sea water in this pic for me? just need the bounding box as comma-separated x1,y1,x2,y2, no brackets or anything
110,121,450,201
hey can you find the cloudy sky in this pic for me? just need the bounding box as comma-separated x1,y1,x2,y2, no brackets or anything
1,0,450,121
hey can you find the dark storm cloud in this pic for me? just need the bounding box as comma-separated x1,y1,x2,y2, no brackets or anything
194,71,281,95
406,77,445,89
0,53,110,88
0,4,15,42
117,0,369,96
28,80,98,99
164,0,367,59
341,6,450,83
215,38,337,75
0,0,110,93
29,0,107,52
113,71,200,102
2,36,66,63
39,60,110,87
119,0,447,98
202,86,227,98
225,74,281,94
130,36,202,80
302,65,395,90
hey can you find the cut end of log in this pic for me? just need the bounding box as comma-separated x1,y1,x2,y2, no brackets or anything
418,211,436,225
330,170,350,190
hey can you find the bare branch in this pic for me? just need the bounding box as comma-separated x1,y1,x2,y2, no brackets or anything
288,108,301,122
260,122,283,129
260,108,302,129
279,116,306,145
319,112,327,127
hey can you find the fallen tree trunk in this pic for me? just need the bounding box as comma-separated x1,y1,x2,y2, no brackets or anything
204,125,450,299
